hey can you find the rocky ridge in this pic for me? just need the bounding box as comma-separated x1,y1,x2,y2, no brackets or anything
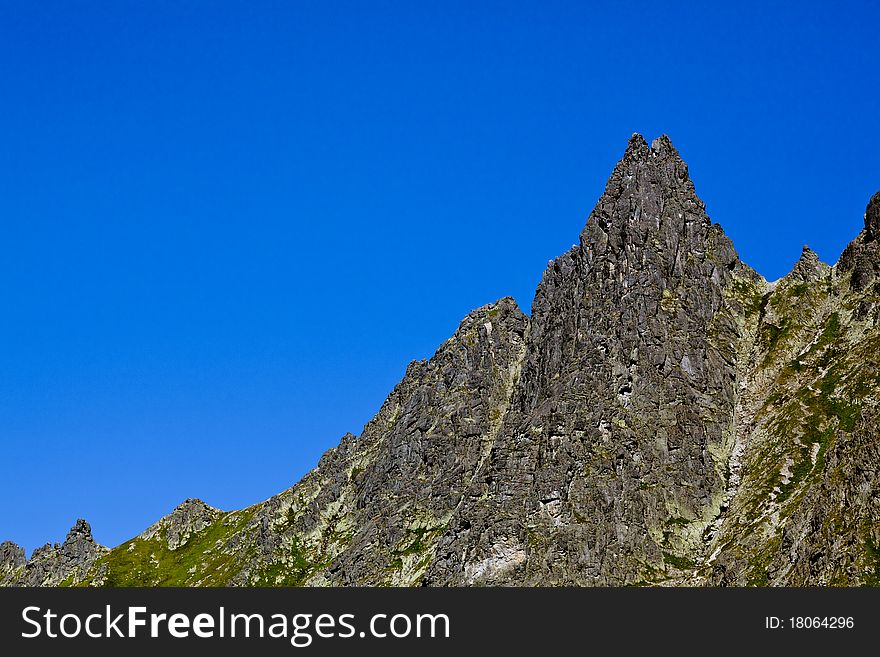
3,135,878,587
2,519,107,586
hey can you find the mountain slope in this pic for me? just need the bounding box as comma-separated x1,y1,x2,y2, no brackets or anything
3,135,878,587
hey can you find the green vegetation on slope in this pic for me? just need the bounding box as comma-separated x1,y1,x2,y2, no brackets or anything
80,510,255,587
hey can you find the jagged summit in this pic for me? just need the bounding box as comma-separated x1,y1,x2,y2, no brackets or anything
618,132,687,168
4,135,880,588
627,131,647,149
175,498,217,513
650,133,682,158
65,518,94,543
621,132,682,159
0,518,107,586
580,133,717,262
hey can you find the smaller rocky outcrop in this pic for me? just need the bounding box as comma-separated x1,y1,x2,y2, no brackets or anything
787,245,829,283
4,519,107,586
839,191,880,290
0,541,26,582
139,498,223,550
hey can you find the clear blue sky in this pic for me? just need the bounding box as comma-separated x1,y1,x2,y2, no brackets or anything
2,1,879,554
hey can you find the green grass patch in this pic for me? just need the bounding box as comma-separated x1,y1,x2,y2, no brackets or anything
662,552,696,570
250,535,324,586
666,516,691,527
88,510,254,587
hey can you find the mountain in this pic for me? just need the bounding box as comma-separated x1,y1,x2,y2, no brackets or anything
3,134,879,587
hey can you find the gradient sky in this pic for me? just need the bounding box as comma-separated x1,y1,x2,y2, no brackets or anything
2,1,879,554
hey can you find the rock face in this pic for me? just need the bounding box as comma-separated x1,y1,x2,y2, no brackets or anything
4,134,879,586
243,297,530,586
427,134,751,585
839,192,880,291
140,499,223,550
0,542,26,580
788,245,828,283
866,191,880,241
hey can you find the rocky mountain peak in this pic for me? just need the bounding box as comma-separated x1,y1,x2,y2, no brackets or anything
60,519,105,564
580,133,716,268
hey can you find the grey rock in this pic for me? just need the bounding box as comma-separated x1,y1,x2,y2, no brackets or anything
839,191,880,290
426,132,747,585
787,246,828,283
5,520,107,586
140,498,223,550
240,296,530,586
0,541,26,583
866,191,880,241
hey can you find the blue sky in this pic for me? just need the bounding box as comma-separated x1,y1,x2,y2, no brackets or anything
2,1,879,553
